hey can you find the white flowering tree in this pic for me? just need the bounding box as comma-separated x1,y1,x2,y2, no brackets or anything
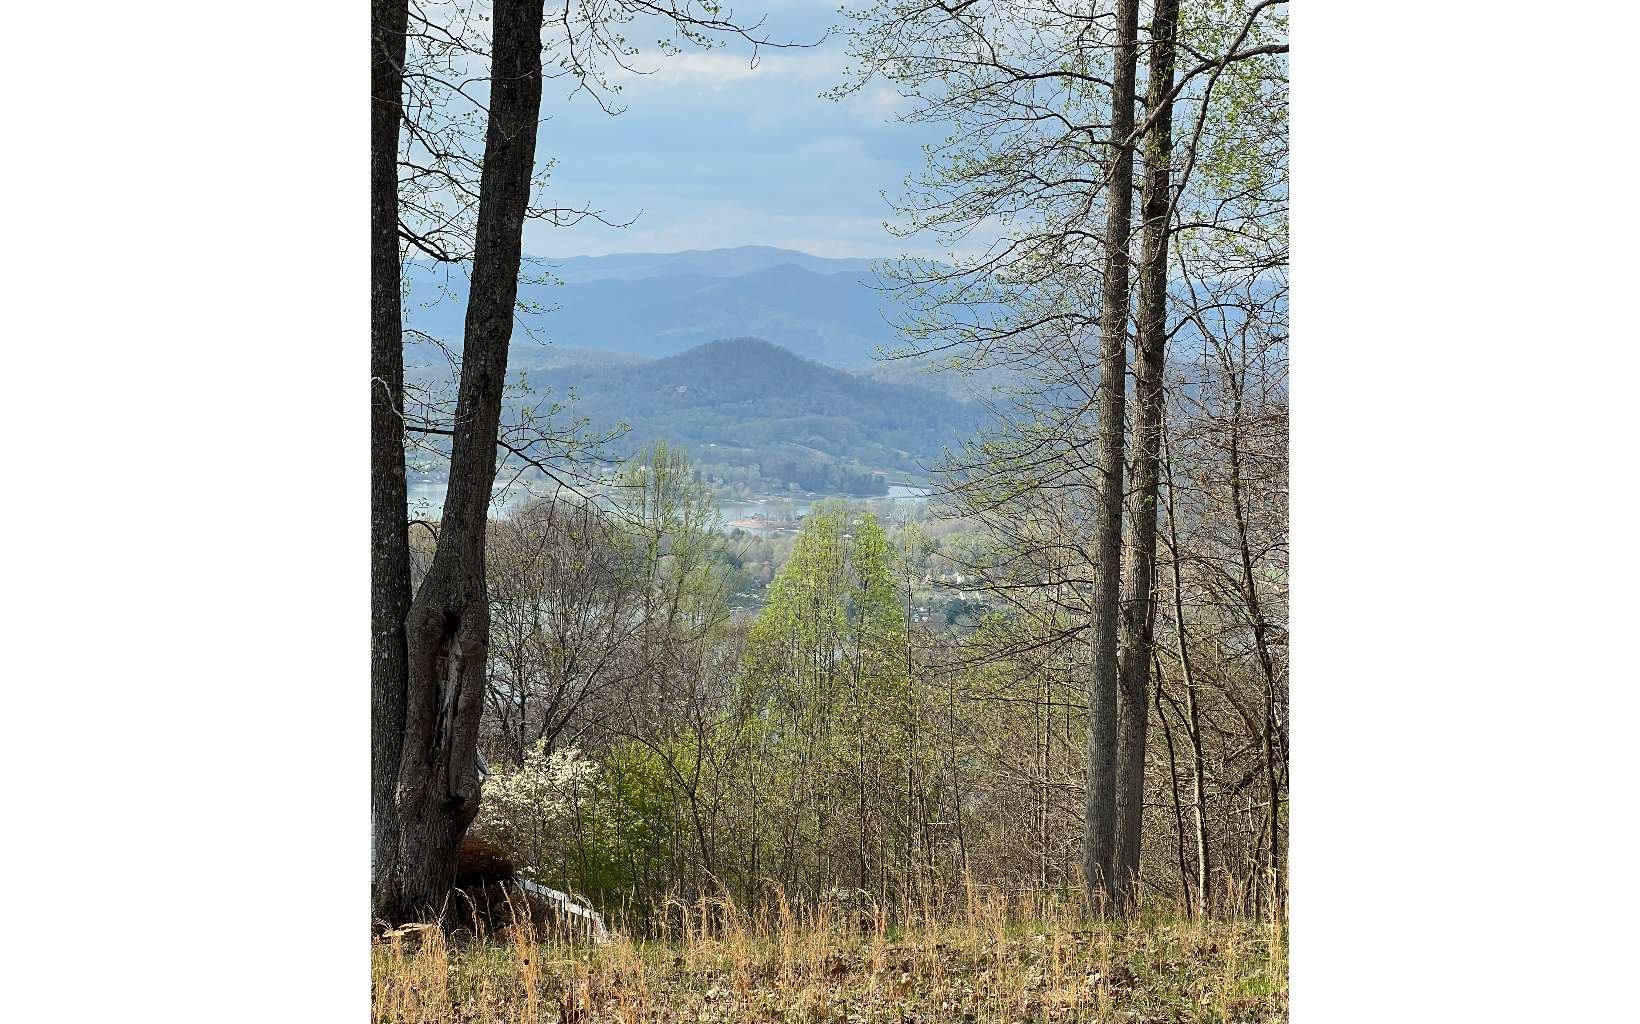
472,741,600,892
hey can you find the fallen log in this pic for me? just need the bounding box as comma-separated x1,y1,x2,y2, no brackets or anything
452,835,608,943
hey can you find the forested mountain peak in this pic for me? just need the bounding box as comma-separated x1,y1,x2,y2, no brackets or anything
535,337,983,489
646,335,847,380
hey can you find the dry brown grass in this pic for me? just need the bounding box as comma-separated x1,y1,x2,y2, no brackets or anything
372,888,1286,1023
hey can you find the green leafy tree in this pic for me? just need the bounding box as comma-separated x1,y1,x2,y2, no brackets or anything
742,505,915,896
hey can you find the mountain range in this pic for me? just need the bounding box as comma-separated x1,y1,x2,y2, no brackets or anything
404,246,910,368
400,247,1006,493
543,245,877,284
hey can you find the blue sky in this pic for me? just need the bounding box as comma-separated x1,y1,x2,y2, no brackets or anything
521,1,951,260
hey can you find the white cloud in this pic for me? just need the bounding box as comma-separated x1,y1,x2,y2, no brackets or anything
792,135,867,162
608,47,846,92
846,85,911,125
524,196,948,261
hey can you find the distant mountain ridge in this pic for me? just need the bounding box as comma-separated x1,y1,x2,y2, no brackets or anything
403,246,910,368
543,245,878,283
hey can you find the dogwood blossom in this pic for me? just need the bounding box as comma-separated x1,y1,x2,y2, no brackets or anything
472,741,600,871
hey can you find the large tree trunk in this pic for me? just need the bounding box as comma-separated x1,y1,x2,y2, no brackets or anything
370,0,411,923
1082,0,1140,914
376,0,545,925
1112,0,1179,914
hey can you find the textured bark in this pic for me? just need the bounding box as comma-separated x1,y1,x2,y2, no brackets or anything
1082,0,1139,914
1112,0,1179,914
370,0,411,922
376,0,546,925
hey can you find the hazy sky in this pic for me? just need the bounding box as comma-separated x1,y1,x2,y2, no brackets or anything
521,1,951,260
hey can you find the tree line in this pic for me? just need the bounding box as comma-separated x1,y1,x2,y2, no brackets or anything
456,334,1282,927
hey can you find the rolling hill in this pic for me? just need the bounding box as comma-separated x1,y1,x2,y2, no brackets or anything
536,337,984,492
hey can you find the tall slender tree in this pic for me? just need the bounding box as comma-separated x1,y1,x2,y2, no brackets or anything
370,0,412,913
1112,0,1180,912
1160,405,1211,914
1082,0,1140,912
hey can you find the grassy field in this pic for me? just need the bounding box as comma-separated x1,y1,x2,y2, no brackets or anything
372,892,1286,1023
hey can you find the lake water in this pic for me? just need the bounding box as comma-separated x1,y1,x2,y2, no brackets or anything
717,485,931,534
406,480,931,527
